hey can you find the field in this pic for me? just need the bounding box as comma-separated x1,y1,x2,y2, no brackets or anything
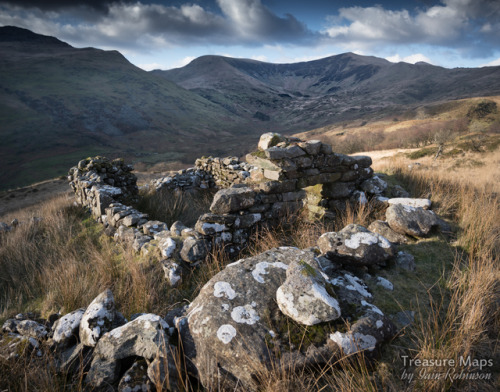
0,99,499,390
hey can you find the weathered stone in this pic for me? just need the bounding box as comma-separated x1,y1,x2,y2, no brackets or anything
147,351,180,392
351,155,372,168
265,145,306,160
16,320,48,340
299,140,322,155
360,175,387,195
329,314,396,355
258,132,284,150
161,259,183,287
170,221,187,236
388,198,432,210
395,251,416,271
390,185,410,198
143,220,169,236
321,181,355,199
386,204,438,237
277,259,341,325
56,343,93,374
87,314,170,389
318,224,394,266
52,308,86,348
257,179,297,194
263,168,284,181
80,289,117,347
210,187,256,214
368,220,408,244
180,237,208,263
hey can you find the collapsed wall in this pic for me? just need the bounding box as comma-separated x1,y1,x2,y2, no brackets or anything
68,133,388,285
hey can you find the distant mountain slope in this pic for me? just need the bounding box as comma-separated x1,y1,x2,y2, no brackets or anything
155,53,500,130
0,26,247,190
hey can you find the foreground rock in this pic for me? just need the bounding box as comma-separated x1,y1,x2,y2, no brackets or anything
318,224,395,266
176,246,396,390
386,204,438,237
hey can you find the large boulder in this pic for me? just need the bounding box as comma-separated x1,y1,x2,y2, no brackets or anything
388,198,431,210
175,247,315,390
317,224,395,266
175,246,395,390
386,204,438,237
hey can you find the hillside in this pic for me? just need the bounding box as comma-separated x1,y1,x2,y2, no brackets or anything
0,26,248,190
155,53,500,130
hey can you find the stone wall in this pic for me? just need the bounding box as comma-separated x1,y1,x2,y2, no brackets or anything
68,133,389,285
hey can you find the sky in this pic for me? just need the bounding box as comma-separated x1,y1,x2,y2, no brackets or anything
0,0,499,70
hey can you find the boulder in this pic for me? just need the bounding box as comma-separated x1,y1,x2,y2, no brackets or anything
386,204,438,237
161,259,183,287
388,198,432,210
175,247,314,390
79,289,118,347
52,308,86,348
368,220,408,244
86,314,170,389
210,187,256,214
317,224,395,266
276,259,341,325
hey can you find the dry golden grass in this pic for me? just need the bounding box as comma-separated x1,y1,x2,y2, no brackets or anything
1,142,499,391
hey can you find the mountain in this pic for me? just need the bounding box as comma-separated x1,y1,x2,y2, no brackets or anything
0,26,249,190
2,26,500,190
154,53,500,130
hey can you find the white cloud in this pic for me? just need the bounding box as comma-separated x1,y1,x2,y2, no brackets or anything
481,58,500,67
386,53,433,64
137,62,164,71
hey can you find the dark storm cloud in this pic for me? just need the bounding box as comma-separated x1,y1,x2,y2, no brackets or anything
0,0,128,11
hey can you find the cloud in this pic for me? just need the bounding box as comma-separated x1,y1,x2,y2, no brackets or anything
0,0,317,52
0,0,127,11
386,53,433,64
481,57,500,67
323,0,500,57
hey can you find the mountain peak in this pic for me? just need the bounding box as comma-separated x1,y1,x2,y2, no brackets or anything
0,25,71,48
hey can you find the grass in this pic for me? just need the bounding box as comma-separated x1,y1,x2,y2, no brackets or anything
1,142,499,390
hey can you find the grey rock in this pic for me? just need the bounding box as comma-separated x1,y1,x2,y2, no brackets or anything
161,259,183,287
80,289,117,347
368,220,408,244
390,310,415,329
299,140,322,155
386,204,438,237
210,187,256,214
258,132,284,150
329,314,396,355
276,259,341,325
318,224,395,266
176,247,317,390
180,237,208,263
395,251,416,271
56,343,93,374
390,185,410,198
360,175,387,195
87,314,170,389
265,145,306,160
142,220,169,236
170,221,187,236
388,198,432,210
16,320,48,340
52,308,86,348
321,182,355,199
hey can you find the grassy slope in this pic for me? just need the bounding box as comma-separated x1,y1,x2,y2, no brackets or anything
0,46,256,191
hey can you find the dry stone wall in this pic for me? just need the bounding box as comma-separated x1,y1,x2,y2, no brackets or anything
68,133,388,284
